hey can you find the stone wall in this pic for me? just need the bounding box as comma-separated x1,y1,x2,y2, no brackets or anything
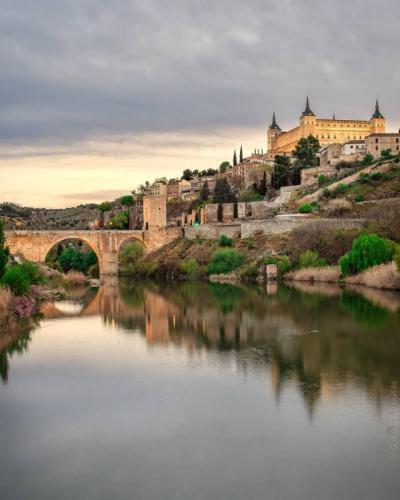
204,204,219,223
184,217,363,240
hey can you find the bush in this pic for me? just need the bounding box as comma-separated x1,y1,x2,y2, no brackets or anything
64,271,88,287
354,194,364,203
362,153,374,166
298,203,313,214
207,249,245,275
19,261,45,285
218,235,233,247
298,250,327,269
179,258,199,279
119,241,144,274
264,255,292,274
339,234,393,276
331,183,348,197
1,265,31,295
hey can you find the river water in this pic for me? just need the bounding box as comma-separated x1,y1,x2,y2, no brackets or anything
1,280,400,500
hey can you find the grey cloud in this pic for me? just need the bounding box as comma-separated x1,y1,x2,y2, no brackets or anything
1,0,400,147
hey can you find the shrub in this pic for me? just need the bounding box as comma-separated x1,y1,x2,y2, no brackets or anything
325,198,353,216
207,249,245,275
339,234,393,276
265,255,292,274
218,235,233,247
64,271,88,287
362,153,374,166
244,237,254,250
10,295,37,319
0,265,31,295
298,203,313,214
298,250,327,269
331,183,348,197
19,261,45,285
119,241,144,274
179,258,199,279
354,194,364,203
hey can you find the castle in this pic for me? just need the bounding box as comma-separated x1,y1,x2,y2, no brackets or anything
266,98,385,158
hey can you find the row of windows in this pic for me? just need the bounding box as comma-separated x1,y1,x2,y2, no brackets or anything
375,137,400,143
317,134,365,140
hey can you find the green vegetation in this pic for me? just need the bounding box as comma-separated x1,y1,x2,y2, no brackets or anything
120,195,134,206
218,235,233,247
339,234,393,276
19,261,45,285
119,241,144,275
298,203,313,214
298,250,327,269
179,258,199,279
207,249,245,275
214,177,236,204
1,265,31,296
98,201,112,213
109,210,129,229
58,247,97,274
0,220,10,279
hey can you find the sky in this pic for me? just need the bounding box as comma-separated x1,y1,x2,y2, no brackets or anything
1,0,400,208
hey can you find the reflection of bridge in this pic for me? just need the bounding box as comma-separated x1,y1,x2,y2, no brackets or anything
5,228,179,276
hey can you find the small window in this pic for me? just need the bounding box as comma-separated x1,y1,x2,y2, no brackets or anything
375,145,379,151
375,138,379,144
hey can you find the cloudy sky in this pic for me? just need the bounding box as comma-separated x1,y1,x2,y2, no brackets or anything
1,0,399,207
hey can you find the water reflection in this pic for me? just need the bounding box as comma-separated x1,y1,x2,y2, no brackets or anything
2,279,400,414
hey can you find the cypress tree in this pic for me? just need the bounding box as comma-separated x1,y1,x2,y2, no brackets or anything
239,145,243,163
233,150,237,166
0,220,10,279
200,180,210,202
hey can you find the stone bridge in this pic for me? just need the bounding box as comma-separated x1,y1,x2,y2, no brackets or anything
5,228,181,276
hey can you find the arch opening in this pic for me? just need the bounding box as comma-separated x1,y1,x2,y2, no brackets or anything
117,237,146,276
44,237,101,279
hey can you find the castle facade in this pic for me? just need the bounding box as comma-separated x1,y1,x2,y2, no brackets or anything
267,98,385,158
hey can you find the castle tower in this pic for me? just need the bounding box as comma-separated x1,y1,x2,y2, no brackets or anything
267,112,282,153
299,96,317,138
369,99,385,134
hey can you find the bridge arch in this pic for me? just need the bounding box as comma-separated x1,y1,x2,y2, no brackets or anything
43,235,102,274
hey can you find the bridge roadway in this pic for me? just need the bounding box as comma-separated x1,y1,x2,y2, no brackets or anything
5,228,180,276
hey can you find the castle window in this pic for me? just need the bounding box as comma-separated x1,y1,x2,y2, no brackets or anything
375,145,379,151
396,138,399,143
375,138,379,143
322,135,324,139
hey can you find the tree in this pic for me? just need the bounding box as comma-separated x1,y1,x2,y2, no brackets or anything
120,195,133,207
219,161,229,173
98,201,112,213
339,234,393,276
199,180,210,202
239,145,243,163
256,171,267,196
109,211,129,229
272,155,291,189
182,169,193,181
233,150,237,166
0,220,9,279
214,178,236,203
292,135,320,170
138,181,150,194
381,149,393,160
362,153,374,166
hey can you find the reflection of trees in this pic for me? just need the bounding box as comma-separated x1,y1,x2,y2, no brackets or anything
0,330,34,384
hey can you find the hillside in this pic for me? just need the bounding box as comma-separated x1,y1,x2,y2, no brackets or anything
0,203,100,230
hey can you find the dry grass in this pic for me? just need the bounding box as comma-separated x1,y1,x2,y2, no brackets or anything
285,266,341,283
345,261,400,290
64,271,88,287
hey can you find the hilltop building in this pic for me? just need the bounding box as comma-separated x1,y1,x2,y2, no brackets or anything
267,98,386,158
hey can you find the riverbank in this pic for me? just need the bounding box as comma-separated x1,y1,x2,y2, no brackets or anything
122,224,400,291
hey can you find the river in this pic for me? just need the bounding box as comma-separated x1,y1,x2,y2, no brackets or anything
1,279,400,499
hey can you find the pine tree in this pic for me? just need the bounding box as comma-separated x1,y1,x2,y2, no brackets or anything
0,220,10,279
233,150,237,166
258,171,267,196
239,145,243,163
214,178,236,203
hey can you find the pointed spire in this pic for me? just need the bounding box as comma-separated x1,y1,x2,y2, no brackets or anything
301,96,315,117
269,112,281,130
371,98,384,119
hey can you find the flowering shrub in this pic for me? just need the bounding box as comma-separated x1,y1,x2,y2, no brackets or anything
10,295,37,319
